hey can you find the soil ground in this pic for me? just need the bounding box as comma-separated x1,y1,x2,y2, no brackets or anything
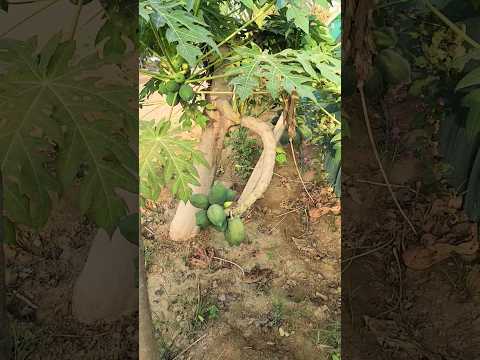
4,191,138,359
342,90,480,360
140,77,341,360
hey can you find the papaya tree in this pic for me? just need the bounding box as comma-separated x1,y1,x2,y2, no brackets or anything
139,0,341,241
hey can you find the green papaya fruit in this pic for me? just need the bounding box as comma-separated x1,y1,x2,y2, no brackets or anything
174,72,185,84
179,84,194,101
166,92,179,106
207,204,227,227
190,193,209,209
225,188,236,202
212,220,227,232
225,218,245,246
373,29,397,49
158,83,168,94
376,49,411,85
208,183,228,205
195,210,211,229
166,80,180,92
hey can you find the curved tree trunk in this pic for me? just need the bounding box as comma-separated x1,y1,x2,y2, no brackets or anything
236,114,285,201
72,190,138,323
139,235,156,360
214,99,287,217
232,116,277,215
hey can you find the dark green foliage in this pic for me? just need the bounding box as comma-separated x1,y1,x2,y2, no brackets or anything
226,127,261,180
377,49,412,85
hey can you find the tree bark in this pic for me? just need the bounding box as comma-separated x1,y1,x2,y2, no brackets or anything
232,116,277,216
236,114,285,200
0,173,12,359
169,77,233,241
214,99,286,217
139,234,157,360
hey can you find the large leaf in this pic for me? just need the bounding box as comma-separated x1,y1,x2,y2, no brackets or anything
456,66,480,90
140,0,218,67
0,35,137,233
228,45,331,101
140,120,208,203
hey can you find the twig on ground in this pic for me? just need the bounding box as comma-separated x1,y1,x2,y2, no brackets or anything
356,179,417,193
212,256,245,276
342,238,395,263
289,140,315,203
12,290,38,309
358,85,417,234
172,334,208,360
275,207,305,218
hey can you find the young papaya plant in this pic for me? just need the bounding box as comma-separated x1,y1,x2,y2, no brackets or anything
139,0,341,241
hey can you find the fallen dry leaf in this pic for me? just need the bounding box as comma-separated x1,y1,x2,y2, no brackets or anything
403,224,478,270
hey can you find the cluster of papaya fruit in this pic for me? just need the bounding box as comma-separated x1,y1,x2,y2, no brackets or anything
158,58,195,106
190,182,246,246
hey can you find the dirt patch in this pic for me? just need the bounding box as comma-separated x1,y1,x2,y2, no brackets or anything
342,93,480,360
4,190,138,359
142,149,341,360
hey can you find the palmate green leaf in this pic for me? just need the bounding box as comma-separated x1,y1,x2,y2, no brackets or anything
228,45,329,101
456,66,480,90
140,120,209,203
286,1,310,34
0,34,137,234
140,0,218,67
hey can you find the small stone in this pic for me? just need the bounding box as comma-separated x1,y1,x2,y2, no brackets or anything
218,294,226,302
279,327,285,337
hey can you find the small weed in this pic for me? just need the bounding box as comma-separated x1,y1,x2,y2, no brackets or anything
192,298,220,330
270,299,285,327
313,320,341,360
266,251,275,261
225,127,261,180
144,241,155,270
10,322,43,360
275,147,288,165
